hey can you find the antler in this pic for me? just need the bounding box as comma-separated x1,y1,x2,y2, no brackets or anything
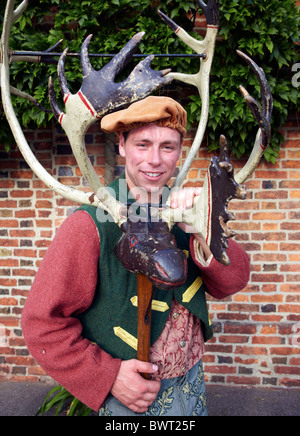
157,1,273,265
206,52,273,263
1,0,173,224
48,32,172,224
235,50,273,184
158,0,220,188
162,51,273,265
0,0,59,112
1,0,100,206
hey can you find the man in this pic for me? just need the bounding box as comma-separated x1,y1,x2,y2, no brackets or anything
22,96,250,416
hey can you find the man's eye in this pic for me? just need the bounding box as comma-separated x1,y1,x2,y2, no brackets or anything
163,146,175,151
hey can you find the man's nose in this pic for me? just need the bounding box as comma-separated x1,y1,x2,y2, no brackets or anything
147,147,162,166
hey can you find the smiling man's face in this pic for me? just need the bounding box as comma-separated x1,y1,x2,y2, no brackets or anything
119,124,182,201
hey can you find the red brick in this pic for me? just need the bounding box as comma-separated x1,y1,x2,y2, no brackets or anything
34,240,52,248
253,253,286,262
280,264,300,272
235,346,268,355
280,378,300,387
14,249,37,258
261,326,277,335
252,212,286,221
0,200,18,208
10,190,33,198
205,365,236,374
275,366,300,375
254,191,288,199
234,357,259,365
0,220,18,228
0,278,17,287
278,304,300,313
251,274,284,283
5,356,36,366
28,366,47,376
281,222,300,230
251,232,286,241
36,190,53,199
0,239,19,247
219,335,249,344
0,317,19,327
0,181,15,188
15,210,36,218
255,171,287,179
10,171,33,179
10,230,36,238
251,295,284,303
270,347,300,356
252,336,282,345
279,201,300,209
0,298,18,306
35,200,52,209
36,220,52,228
0,259,18,267
227,376,260,385
282,160,300,169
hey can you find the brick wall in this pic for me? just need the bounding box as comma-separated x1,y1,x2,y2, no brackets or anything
0,114,299,388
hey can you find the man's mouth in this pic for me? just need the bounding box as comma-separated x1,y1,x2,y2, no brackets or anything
142,171,164,180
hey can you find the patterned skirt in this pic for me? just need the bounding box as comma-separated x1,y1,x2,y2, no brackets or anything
99,359,207,417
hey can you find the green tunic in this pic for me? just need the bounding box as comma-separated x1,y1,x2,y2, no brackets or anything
77,174,213,360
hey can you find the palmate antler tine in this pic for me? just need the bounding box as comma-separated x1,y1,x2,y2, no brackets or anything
81,32,146,81
131,54,171,78
12,0,32,22
237,50,273,123
48,47,72,122
57,48,71,98
234,52,273,185
81,35,94,77
44,39,64,54
40,39,64,65
197,0,220,26
158,10,205,57
48,76,65,122
10,85,52,113
102,32,146,80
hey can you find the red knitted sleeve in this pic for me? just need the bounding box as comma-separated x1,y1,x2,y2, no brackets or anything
190,237,250,300
21,210,121,412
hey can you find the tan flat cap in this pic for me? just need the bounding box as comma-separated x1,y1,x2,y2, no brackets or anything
101,96,187,136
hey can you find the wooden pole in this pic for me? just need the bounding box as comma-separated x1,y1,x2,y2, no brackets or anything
137,274,154,379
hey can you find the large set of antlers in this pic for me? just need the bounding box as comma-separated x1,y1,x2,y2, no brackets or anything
1,0,273,285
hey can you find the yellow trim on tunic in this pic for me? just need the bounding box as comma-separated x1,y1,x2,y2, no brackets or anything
182,277,203,303
113,327,138,351
130,296,169,313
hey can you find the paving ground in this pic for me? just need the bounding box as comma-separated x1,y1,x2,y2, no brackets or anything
0,382,299,416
